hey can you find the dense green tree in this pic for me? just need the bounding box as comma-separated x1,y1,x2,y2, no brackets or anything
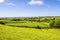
49,18,55,27
54,18,60,28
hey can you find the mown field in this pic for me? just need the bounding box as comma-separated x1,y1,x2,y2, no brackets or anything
0,24,60,40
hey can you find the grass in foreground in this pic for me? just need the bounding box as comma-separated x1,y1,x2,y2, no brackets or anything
0,24,60,40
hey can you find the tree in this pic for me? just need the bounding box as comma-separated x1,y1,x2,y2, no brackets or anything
49,18,55,27
54,18,60,28
37,17,40,22
11,18,21,21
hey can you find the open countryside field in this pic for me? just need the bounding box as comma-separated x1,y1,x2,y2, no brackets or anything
0,24,60,40
0,0,60,40
0,17,60,40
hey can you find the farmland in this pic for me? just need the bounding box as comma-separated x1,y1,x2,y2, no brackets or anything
0,24,60,40
0,16,60,40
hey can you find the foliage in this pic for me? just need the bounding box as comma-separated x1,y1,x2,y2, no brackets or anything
54,18,60,28
0,16,60,28
0,21,7,25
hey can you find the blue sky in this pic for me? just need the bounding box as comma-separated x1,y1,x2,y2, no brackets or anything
0,0,60,17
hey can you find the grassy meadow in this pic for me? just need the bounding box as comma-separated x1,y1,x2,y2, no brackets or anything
0,24,60,40
0,16,60,40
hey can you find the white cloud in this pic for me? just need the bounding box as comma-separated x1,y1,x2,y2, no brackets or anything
0,0,5,3
7,3,15,6
28,0,44,5
0,0,15,6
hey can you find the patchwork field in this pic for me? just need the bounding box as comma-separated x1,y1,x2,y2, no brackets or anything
0,24,60,40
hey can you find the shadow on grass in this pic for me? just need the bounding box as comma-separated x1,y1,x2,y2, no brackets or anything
6,25,60,29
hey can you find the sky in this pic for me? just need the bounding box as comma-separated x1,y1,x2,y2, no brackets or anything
0,0,60,17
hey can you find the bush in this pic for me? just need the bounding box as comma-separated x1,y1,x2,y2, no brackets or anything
0,21,6,25
37,26,41,29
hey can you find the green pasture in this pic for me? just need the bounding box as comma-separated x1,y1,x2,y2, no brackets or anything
0,24,60,40
0,17,60,40
6,21,50,28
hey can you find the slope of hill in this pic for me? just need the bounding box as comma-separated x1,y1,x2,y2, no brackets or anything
0,24,60,40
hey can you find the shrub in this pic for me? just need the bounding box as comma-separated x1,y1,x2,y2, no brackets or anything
37,26,41,29
0,21,6,25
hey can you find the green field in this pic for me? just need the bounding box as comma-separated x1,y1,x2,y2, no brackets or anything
0,24,60,40
0,17,60,40
6,21,49,28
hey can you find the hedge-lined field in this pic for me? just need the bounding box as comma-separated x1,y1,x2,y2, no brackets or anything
0,16,60,40
0,24,60,40
6,22,49,28
0,16,60,28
